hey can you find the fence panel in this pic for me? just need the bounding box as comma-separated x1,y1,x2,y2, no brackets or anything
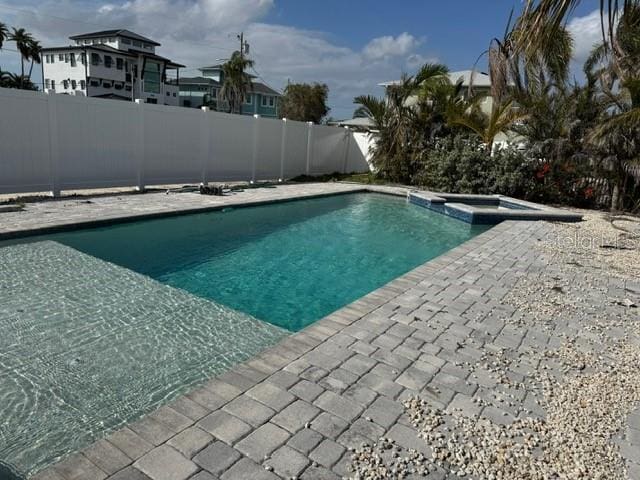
0,89,52,193
57,96,139,189
283,120,309,178
310,125,346,174
254,116,283,181
208,111,254,182
143,104,203,185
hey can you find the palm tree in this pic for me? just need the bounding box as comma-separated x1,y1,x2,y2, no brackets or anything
220,51,254,114
514,1,635,59
9,27,35,88
447,96,527,152
583,2,640,209
27,39,42,80
354,63,454,182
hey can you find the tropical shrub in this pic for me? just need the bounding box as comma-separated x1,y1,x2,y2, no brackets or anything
414,134,533,197
413,133,598,207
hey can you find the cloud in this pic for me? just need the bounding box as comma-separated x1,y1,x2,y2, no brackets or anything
0,0,433,118
567,9,605,65
363,32,420,60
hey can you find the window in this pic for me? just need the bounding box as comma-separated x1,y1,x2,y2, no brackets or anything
51,80,55,90
166,91,170,96
133,40,142,47
143,61,161,94
45,79,50,88
121,38,131,45
103,82,112,88
84,39,91,45
143,43,152,50
80,53,86,65
173,92,176,97
91,53,100,65
244,94,253,105
90,80,99,87
71,80,77,89
211,88,217,98
108,37,115,43
261,95,276,108
184,99,192,107
125,85,132,91
146,98,157,104
59,54,64,61
70,53,76,67
62,80,69,89
64,53,69,63
92,39,98,45
116,58,123,70
80,80,86,89
104,56,112,68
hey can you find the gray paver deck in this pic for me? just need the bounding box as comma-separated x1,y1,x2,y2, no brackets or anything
10,184,635,479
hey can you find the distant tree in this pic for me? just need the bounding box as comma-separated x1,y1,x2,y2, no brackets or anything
279,82,329,123
0,70,37,90
0,22,8,50
220,51,254,114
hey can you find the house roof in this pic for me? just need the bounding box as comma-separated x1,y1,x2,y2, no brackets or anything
70,29,161,46
172,76,220,86
327,117,375,129
448,70,491,88
41,44,184,68
378,69,492,89
170,77,280,95
251,82,281,96
92,93,132,101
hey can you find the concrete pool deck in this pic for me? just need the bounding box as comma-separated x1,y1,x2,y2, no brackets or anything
0,184,637,479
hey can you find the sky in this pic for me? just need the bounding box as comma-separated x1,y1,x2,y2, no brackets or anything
0,0,602,119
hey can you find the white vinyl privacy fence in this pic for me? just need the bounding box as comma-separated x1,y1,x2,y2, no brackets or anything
0,88,369,195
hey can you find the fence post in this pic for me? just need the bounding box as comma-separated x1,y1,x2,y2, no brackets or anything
341,126,351,174
279,118,288,181
46,93,61,197
252,114,260,182
305,121,314,176
135,99,145,191
201,106,211,184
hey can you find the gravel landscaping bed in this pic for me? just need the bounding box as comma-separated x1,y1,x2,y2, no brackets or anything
350,213,640,479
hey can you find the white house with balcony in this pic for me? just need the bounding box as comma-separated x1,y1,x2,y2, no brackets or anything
41,29,184,105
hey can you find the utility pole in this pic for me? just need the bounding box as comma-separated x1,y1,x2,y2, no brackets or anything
237,32,249,59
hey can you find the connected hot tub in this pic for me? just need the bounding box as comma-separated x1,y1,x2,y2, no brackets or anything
408,191,583,224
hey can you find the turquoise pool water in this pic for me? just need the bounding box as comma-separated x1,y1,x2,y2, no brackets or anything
34,193,488,331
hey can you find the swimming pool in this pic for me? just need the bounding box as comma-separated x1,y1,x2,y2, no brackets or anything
26,193,488,331
0,192,487,477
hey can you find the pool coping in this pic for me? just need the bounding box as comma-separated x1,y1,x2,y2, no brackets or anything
0,184,581,241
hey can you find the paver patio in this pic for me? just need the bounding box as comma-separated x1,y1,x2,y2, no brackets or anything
1,184,636,479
